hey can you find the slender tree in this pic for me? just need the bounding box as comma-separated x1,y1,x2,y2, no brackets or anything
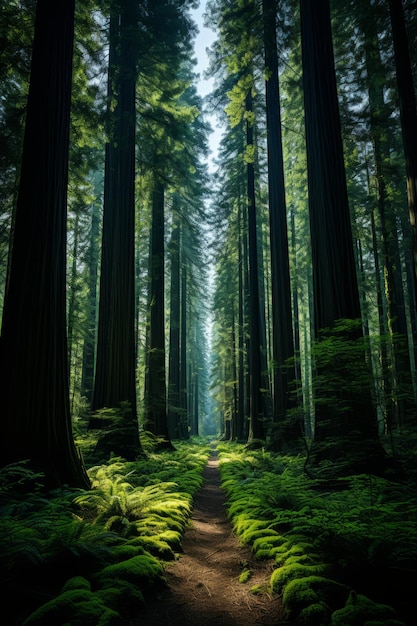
144,173,172,446
389,0,417,292
81,195,100,403
262,0,297,448
0,0,89,488
168,210,181,439
245,88,265,441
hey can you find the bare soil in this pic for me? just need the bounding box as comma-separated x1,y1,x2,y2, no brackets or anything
130,449,292,626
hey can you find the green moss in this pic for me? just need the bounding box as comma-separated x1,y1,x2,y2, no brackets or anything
252,533,287,558
131,536,176,560
239,568,252,583
128,529,182,552
249,582,269,595
330,592,405,626
252,532,284,549
298,601,330,625
282,577,320,617
238,521,273,544
61,576,91,592
97,579,145,613
283,576,350,620
22,589,118,626
271,562,330,594
97,554,165,590
274,542,316,565
284,553,320,566
111,543,143,561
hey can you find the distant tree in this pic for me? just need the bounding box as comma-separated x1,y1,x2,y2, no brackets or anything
0,0,89,488
168,208,181,439
81,189,101,403
144,171,172,446
359,0,413,427
389,0,417,291
0,0,36,317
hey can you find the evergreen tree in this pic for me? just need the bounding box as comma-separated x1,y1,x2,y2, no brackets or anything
92,0,142,460
0,0,89,488
262,0,297,449
300,0,382,469
389,0,417,292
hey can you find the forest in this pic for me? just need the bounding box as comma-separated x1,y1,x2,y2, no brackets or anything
0,0,416,624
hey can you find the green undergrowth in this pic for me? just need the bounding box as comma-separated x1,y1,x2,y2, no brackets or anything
217,441,416,625
0,438,210,625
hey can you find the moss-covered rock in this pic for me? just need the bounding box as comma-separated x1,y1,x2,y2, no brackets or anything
252,533,287,559
21,589,119,626
97,578,145,614
96,554,165,591
330,591,406,626
283,575,351,620
130,535,176,560
298,601,331,625
271,562,330,594
61,576,91,592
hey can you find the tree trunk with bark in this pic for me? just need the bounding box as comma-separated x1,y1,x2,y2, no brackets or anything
0,0,89,488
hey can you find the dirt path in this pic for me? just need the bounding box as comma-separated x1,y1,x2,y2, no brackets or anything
132,450,291,626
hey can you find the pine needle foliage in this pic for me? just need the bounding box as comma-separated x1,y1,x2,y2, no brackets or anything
217,442,414,625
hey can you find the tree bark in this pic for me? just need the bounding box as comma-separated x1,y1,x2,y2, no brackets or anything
0,0,89,488
262,0,297,446
168,213,181,439
92,1,142,459
300,0,380,465
389,0,417,294
246,90,265,441
144,175,172,446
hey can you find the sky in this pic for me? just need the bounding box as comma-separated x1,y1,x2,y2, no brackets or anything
191,1,215,98
190,1,222,173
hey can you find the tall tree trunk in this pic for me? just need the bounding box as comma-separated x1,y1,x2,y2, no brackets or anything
262,0,297,449
92,1,142,459
81,199,100,402
180,260,189,438
362,4,413,427
144,175,172,447
0,0,89,488
193,372,199,436
246,90,265,441
237,200,245,441
242,194,251,441
389,0,417,293
168,214,181,439
67,208,80,371
300,0,381,468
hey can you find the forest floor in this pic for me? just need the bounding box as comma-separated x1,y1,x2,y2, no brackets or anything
128,448,292,626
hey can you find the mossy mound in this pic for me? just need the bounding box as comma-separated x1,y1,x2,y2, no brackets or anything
283,575,351,620
97,578,145,614
271,562,330,594
330,591,406,626
298,601,331,625
96,553,165,591
21,589,119,626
